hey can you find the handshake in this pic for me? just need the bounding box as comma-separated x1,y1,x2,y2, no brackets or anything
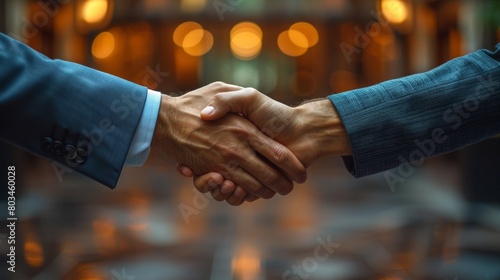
151,82,352,206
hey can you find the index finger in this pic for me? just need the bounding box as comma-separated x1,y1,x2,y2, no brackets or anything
249,131,307,184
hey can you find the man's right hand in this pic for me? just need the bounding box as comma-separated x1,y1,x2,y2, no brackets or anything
151,83,308,205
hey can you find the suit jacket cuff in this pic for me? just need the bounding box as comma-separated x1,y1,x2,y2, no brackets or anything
125,89,162,166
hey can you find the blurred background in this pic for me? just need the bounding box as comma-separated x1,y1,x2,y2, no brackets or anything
1,0,500,279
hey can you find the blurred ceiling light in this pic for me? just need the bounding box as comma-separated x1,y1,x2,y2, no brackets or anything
174,22,213,56
92,31,115,59
288,29,309,49
278,22,319,57
183,29,214,56
290,22,319,47
230,22,263,60
183,28,205,49
380,0,409,24
230,21,263,39
173,21,202,47
181,0,206,13
82,0,109,24
278,30,308,57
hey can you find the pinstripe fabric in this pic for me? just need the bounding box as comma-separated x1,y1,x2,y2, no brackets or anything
329,43,500,178
0,33,147,188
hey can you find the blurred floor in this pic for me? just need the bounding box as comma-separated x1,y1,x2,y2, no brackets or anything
2,149,500,280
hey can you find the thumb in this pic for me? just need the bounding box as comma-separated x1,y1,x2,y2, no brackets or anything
200,104,226,121
200,88,261,121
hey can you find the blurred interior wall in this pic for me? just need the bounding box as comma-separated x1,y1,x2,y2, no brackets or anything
409,1,436,74
4,0,27,36
463,138,500,204
459,0,484,52
0,0,11,196
459,0,500,205
0,0,5,33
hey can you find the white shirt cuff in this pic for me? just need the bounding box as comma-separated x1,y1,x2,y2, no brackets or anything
125,89,162,166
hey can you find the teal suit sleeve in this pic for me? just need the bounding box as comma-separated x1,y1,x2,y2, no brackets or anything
328,43,500,178
0,33,148,188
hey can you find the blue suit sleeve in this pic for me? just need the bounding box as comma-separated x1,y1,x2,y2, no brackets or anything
328,43,500,178
0,33,148,188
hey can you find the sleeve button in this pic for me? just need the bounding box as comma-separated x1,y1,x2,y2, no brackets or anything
63,145,77,160
51,140,64,155
41,137,53,153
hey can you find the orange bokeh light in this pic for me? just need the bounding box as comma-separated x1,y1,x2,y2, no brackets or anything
82,0,108,24
230,22,263,60
290,22,319,47
174,22,213,56
278,30,308,57
278,22,319,57
92,31,115,59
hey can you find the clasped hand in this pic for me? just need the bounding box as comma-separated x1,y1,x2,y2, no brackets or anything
151,82,308,205
153,82,351,206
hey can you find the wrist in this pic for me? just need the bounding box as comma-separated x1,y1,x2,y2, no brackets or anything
293,98,351,162
151,94,175,152
151,92,210,163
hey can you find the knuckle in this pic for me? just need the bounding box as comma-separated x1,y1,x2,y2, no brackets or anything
231,126,250,138
245,87,257,94
225,160,240,172
248,135,262,149
261,169,280,188
244,87,260,100
273,146,290,165
220,144,243,160
211,81,227,89
213,92,228,104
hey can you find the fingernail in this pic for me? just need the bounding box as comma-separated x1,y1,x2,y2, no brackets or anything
201,106,215,115
181,167,191,177
221,183,235,194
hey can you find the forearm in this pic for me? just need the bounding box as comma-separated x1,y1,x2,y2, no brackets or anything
329,44,500,177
